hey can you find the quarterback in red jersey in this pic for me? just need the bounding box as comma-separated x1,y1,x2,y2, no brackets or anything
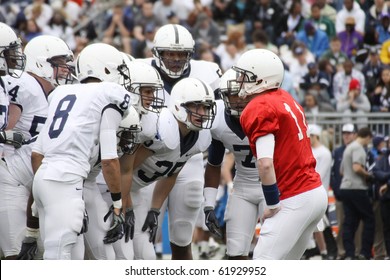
231,49,328,260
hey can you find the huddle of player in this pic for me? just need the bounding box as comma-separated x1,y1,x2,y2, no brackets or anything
0,22,326,260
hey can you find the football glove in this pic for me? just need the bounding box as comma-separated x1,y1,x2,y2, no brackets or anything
204,206,223,239
0,130,24,148
124,208,135,242
17,227,39,260
103,206,125,244
141,208,160,243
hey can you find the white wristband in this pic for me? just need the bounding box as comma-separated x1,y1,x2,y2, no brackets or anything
113,199,122,209
204,187,218,208
26,227,39,239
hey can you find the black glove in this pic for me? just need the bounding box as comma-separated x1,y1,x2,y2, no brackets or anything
103,206,125,244
124,208,135,242
141,208,160,243
0,130,24,148
79,210,89,235
204,206,223,239
17,237,38,260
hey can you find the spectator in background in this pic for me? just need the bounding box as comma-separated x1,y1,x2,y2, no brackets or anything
214,26,246,72
372,137,390,259
21,19,43,44
102,2,133,54
152,0,190,26
362,46,383,98
251,0,283,45
315,0,337,24
132,1,163,58
337,78,371,128
191,12,221,49
186,0,213,28
320,36,349,73
375,12,390,44
275,0,305,47
223,0,256,43
249,29,278,54
288,43,315,101
333,59,366,102
335,0,366,35
132,22,158,58
330,123,357,259
371,66,390,112
303,92,335,114
337,16,364,58
42,9,76,51
340,127,374,260
296,20,330,59
366,0,390,35
309,3,336,40
299,62,332,107
24,0,53,31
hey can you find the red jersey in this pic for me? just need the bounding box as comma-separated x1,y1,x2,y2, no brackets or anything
240,88,321,200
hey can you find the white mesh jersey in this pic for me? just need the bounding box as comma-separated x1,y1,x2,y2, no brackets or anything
0,77,8,130
132,108,211,191
33,82,131,181
3,73,49,139
3,139,35,190
210,100,259,186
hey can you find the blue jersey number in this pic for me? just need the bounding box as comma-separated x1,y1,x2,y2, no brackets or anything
232,144,256,168
48,95,77,139
29,115,47,137
138,161,186,183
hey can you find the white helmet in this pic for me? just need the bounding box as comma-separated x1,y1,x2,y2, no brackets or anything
169,77,216,131
24,35,74,85
232,48,284,98
126,61,164,115
0,22,26,78
152,24,195,78
75,43,130,88
219,68,248,116
117,106,142,155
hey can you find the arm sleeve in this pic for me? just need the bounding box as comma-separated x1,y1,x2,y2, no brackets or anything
100,107,122,160
207,138,226,166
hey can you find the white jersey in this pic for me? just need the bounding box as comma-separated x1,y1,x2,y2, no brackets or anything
3,73,49,139
3,138,36,190
312,144,332,189
210,100,259,186
33,82,131,181
0,77,8,130
132,108,211,191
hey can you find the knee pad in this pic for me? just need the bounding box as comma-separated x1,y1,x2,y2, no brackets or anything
170,220,193,247
44,232,78,260
226,234,250,257
183,181,203,209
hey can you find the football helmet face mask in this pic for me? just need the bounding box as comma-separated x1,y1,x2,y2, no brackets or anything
24,35,74,85
0,22,26,78
75,43,130,89
232,49,284,98
126,61,164,115
169,77,216,131
117,106,142,155
219,69,247,117
152,24,195,78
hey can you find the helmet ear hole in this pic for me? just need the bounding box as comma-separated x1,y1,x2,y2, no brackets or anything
105,68,110,75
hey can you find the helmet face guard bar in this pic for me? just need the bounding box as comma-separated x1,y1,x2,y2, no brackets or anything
1,40,26,78
117,126,142,155
183,101,216,129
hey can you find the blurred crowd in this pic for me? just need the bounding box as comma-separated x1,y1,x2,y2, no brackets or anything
2,0,390,114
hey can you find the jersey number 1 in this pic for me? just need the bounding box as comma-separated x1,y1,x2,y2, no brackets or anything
284,101,308,141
